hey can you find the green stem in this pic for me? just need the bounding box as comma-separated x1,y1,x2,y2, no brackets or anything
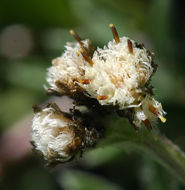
98,115,185,185
143,135,185,184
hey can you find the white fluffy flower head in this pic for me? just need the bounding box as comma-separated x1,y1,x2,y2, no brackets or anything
82,37,154,108
31,104,84,163
46,24,166,130
46,38,94,95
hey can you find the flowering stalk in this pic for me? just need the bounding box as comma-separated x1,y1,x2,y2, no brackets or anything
31,24,185,185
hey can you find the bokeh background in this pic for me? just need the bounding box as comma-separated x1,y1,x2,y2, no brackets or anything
0,0,185,189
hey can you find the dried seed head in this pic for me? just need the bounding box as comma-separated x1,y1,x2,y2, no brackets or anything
31,103,87,163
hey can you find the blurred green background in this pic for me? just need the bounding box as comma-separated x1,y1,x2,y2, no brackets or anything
0,0,185,189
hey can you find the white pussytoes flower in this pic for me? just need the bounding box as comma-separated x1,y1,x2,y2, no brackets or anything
46,24,166,130
82,36,154,108
31,103,85,163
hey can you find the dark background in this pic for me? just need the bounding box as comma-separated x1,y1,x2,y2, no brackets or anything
0,0,185,189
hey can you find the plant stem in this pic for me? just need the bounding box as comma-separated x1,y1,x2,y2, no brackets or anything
98,115,185,185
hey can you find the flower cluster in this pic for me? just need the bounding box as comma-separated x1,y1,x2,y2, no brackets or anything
46,24,166,130
31,24,166,164
31,103,97,164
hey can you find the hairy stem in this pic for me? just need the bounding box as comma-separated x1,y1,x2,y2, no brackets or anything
98,115,185,185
